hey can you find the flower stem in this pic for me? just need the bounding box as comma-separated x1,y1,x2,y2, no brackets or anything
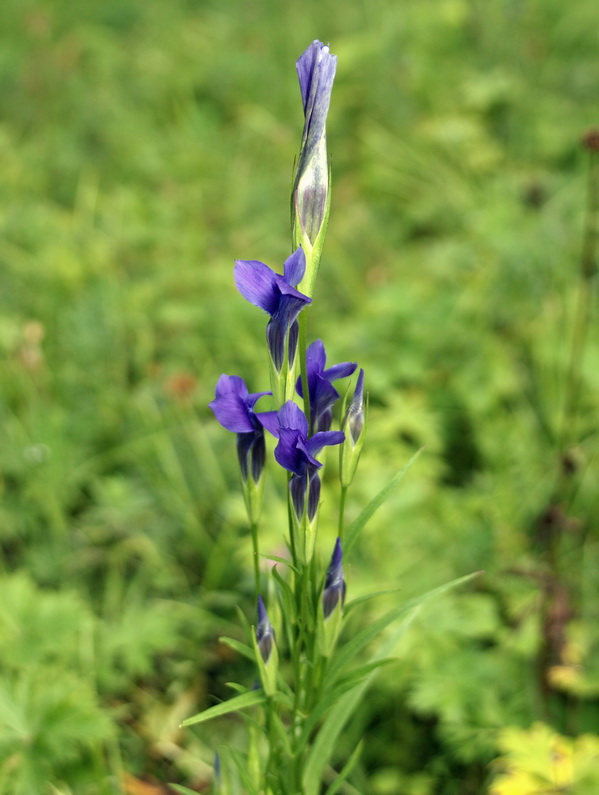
250,520,260,597
338,485,348,540
298,309,311,431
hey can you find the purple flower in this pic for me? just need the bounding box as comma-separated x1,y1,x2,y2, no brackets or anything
293,41,337,247
322,537,346,618
296,339,357,433
256,595,275,664
274,401,344,520
234,248,311,371
209,375,278,481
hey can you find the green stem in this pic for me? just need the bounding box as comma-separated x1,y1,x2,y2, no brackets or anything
250,520,260,597
298,309,311,432
264,700,276,788
287,478,298,570
338,485,348,541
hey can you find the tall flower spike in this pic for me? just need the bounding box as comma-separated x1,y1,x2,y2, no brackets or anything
234,248,311,372
293,41,337,295
296,339,357,433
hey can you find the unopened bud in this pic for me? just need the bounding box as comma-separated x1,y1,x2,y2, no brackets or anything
254,596,278,696
322,537,346,617
318,538,346,657
292,41,337,296
340,369,366,487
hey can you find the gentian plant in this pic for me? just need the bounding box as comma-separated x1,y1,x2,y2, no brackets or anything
181,40,474,795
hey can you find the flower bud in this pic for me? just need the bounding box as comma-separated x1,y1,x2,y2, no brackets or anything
339,369,366,487
318,538,346,657
254,596,278,696
292,41,337,296
237,431,265,524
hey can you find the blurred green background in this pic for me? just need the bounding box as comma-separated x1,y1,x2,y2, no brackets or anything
1,0,599,792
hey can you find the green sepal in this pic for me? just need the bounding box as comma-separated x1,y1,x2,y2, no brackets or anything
242,471,264,526
317,595,344,658
291,509,319,566
293,161,332,298
339,387,367,489
267,333,299,408
252,629,278,697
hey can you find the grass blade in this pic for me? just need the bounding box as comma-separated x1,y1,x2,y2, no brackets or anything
303,572,479,794
180,689,265,727
344,449,423,557
324,739,364,795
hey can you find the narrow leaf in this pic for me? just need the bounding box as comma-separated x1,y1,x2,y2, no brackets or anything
260,554,299,574
344,449,423,557
219,636,255,663
296,659,394,752
344,587,403,615
180,689,265,727
303,572,479,794
225,681,249,694
324,740,364,795
323,604,411,690
325,573,477,689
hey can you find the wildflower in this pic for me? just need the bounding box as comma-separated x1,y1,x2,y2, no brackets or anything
209,374,278,479
318,537,346,656
340,368,366,488
209,374,277,522
274,401,344,521
293,41,337,293
255,595,278,695
234,248,311,373
296,339,356,433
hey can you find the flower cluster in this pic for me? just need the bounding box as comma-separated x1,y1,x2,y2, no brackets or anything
209,35,366,578
209,341,358,531
205,41,368,789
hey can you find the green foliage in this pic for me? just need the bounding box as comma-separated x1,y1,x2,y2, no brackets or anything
0,575,113,794
489,723,599,794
